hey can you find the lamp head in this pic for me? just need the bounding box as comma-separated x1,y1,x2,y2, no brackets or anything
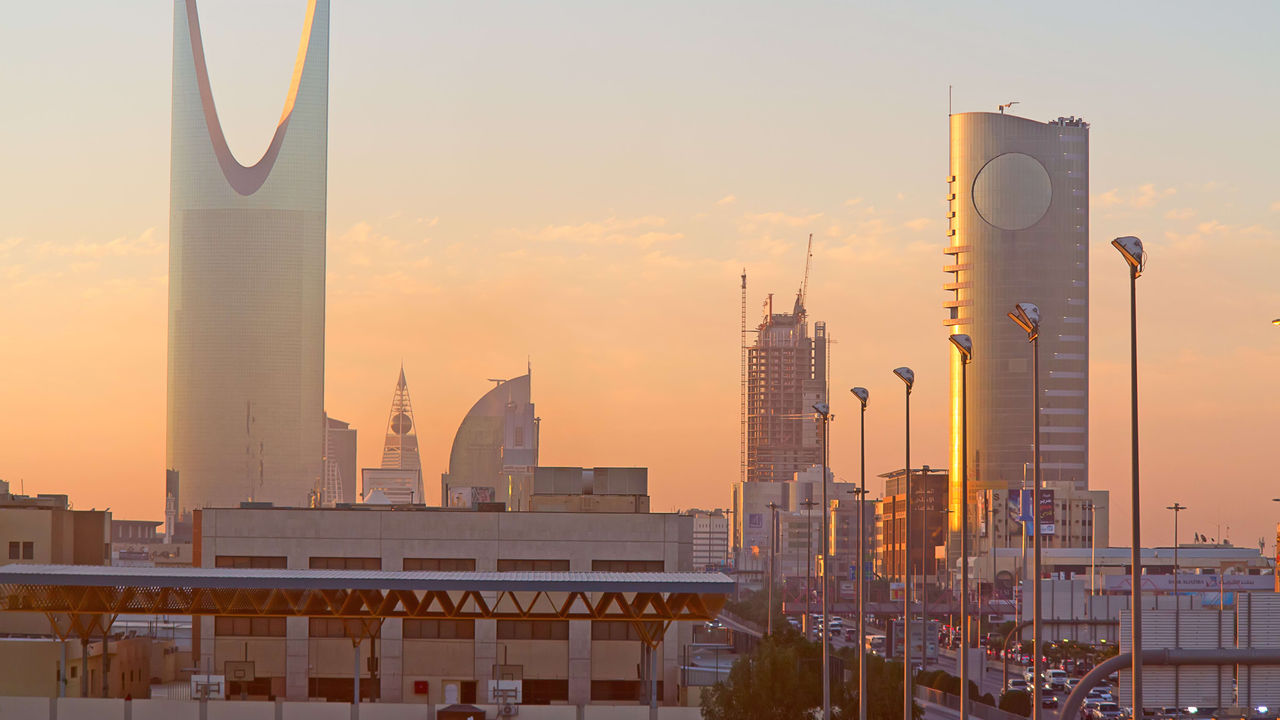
1007,302,1040,341
812,401,830,417
850,387,869,408
949,333,973,362
892,367,914,391
1111,235,1146,276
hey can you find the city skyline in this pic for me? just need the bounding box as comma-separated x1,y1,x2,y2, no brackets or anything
1,2,1278,551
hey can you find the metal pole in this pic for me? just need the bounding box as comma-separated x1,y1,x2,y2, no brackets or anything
858,401,868,720
1169,502,1186,712
1090,503,1097,598
805,498,817,639
650,640,659,720
1032,332,1043,720
821,413,831,720
959,353,971,720
1129,268,1144,719
903,385,913,720
353,640,361,709
767,502,777,636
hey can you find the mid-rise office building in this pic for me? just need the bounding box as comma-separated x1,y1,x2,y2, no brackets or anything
873,467,948,585
325,416,357,505
166,0,329,511
945,111,1091,562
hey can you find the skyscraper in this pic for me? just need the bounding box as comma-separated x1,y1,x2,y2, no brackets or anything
380,367,421,474
945,111,1089,552
441,373,538,509
166,0,329,511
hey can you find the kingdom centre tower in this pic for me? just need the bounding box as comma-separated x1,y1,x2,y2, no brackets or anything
166,0,329,512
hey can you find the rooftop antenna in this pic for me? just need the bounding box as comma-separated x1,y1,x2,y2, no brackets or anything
998,101,1019,115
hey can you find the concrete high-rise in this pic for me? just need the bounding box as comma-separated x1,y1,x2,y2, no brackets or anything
166,0,329,511
945,112,1089,555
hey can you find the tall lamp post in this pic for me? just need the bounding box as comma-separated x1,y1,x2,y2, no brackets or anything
950,333,973,720
814,401,833,720
1168,501,1187,709
803,498,818,639
851,386,870,720
892,366,915,720
1007,302,1043,719
767,501,779,636
1113,235,1146,717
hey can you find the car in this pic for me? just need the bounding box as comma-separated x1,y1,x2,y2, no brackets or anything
1007,678,1029,693
1096,701,1124,720
1046,669,1069,690
1065,678,1082,693
1043,695,1060,709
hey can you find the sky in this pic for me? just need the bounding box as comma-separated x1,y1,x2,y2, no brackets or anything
1,1,1278,553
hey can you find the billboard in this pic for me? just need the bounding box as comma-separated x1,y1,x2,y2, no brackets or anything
1015,489,1055,536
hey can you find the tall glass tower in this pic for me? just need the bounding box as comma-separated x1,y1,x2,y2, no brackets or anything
945,112,1089,551
166,0,329,511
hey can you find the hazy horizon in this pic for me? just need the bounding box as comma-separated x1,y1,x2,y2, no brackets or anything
1,1,1277,552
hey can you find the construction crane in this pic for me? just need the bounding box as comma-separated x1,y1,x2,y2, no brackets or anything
998,101,1019,115
794,233,813,317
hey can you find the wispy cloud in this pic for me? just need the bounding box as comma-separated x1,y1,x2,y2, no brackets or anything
33,228,162,258
738,211,823,234
1095,184,1176,209
511,216,681,249
716,194,737,206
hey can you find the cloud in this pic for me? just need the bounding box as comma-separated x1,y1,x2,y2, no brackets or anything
511,216,681,249
1164,208,1196,221
1095,184,1176,209
716,194,737,206
903,218,933,231
1270,201,1280,212
1163,220,1273,254
33,228,162,259
738,211,823,233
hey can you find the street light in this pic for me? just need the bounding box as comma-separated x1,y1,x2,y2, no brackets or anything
1007,302,1043,719
1168,501,1188,710
1113,234,1146,718
802,498,818,640
767,501,779,636
949,333,973,720
813,400,833,720
850,386,870,720
892,366,914,720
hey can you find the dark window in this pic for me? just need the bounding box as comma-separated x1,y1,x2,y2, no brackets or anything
522,679,568,704
403,558,476,572
497,559,570,572
215,555,287,569
309,557,381,570
403,619,475,639
308,618,360,638
461,681,477,704
21,542,33,560
591,560,664,572
214,617,286,636
592,680,660,701
591,621,643,641
7,542,18,560
496,620,569,640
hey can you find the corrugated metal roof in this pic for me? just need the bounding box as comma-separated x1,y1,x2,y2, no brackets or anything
0,564,733,594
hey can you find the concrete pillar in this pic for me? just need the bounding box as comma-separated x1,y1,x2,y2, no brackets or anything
474,619,497,700
101,630,110,698
380,619,404,702
567,620,591,705
80,635,90,698
286,617,309,700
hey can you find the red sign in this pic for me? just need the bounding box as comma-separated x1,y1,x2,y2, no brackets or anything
414,681,430,695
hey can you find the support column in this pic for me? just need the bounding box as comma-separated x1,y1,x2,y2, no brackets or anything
380,619,403,703
567,619,591,705
353,639,361,711
80,635,90,698
285,617,309,700
649,640,658,720
101,629,110,698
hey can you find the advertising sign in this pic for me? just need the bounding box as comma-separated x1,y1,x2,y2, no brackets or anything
748,513,764,530
1016,489,1055,536
889,618,939,661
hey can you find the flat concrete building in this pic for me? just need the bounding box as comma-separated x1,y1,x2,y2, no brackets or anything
194,506,693,705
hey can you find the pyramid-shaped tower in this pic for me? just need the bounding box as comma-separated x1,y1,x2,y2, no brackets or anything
381,367,421,471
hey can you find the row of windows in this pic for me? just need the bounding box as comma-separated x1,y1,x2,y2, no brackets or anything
496,620,569,640
215,555,286,569
7,542,33,560
209,556,664,572
403,619,474,639
215,617,287,636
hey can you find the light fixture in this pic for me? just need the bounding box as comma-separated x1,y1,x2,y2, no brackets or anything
949,333,973,361
850,387,869,407
893,367,914,391
813,401,829,416
1112,235,1146,276
1007,302,1040,341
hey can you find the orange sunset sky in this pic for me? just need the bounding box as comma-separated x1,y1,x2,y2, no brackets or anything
1,1,1278,552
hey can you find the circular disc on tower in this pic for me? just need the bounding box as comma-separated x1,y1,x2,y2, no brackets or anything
391,412,413,435
972,152,1052,231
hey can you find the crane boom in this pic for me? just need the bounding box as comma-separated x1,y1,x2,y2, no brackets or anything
795,233,813,316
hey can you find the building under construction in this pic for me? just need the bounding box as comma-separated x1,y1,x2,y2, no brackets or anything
743,242,828,484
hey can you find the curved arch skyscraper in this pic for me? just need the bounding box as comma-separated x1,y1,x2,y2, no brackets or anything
166,0,329,512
